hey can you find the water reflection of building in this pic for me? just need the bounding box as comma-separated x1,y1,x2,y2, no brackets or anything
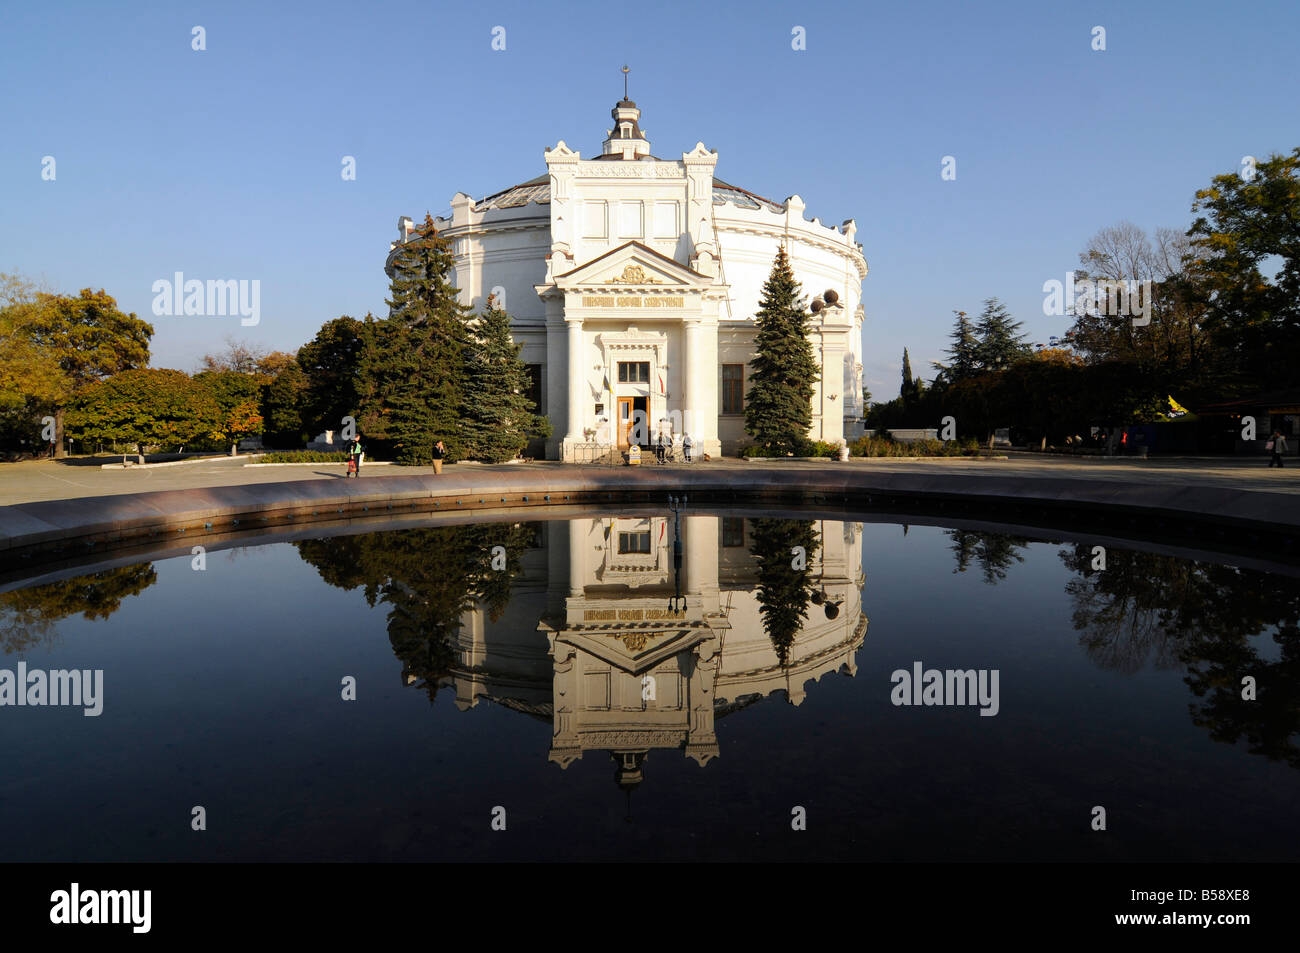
444,516,866,783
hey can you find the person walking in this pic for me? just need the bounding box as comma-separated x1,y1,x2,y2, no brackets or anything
683,434,694,463
1267,430,1288,468
347,434,363,477
432,439,446,475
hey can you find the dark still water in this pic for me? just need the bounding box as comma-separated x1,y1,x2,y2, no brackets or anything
1,512,1297,862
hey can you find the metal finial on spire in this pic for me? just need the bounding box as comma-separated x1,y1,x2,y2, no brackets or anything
622,64,629,99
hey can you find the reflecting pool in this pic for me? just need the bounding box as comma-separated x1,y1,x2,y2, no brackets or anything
2,512,1297,861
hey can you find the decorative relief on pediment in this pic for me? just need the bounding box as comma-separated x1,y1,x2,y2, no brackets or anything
609,264,660,284
611,632,650,651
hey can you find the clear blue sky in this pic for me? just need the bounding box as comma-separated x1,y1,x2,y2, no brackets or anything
3,0,1297,402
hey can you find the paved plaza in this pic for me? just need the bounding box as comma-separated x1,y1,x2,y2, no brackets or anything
0,453,1295,509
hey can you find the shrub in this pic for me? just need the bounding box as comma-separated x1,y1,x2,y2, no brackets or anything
741,439,841,458
849,435,975,457
802,439,841,458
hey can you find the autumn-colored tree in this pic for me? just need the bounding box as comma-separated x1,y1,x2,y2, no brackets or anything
65,369,222,455
0,282,152,454
194,369,265,454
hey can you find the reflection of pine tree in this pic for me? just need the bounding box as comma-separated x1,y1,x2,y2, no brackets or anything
748,519,820,667
295,523,536,702
1059,543,1300,767
947,530,1029,584
0,563,157,653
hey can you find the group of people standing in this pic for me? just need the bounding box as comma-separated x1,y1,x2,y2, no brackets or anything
344,435,446,477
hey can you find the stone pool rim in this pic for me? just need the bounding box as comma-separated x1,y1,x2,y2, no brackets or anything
1,466,1296,577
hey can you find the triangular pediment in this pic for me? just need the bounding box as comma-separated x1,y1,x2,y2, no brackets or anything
558,622,714,675
555,242,710,290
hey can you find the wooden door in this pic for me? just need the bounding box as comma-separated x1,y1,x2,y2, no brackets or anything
618,397,633,448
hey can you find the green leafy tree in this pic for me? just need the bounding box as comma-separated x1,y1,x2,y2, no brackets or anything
297,316,365,437
461,297,551,462
973,297,1030,371
261,361,309,447
744,247,819,453
65,369,221,454
1,286,152,454
0,277,68,450
195,369,265,454
1187,147,1300,391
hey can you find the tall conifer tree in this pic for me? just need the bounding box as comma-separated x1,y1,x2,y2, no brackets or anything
461,296,550,462
744,247,819,453
973,297,1030,371
901,347,916,401
943,310,978,380
368,214,474,462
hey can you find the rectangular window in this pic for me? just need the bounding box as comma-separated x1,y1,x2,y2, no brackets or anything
618,361,650,383
619,201,643,238
584,201,607,238
722,517,745,548
653,201,678,238
619,531,651,554
722,364,744,414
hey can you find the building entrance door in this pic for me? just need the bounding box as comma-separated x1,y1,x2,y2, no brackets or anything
617,397,648,448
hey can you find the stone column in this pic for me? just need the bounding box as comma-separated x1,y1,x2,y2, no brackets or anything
682,320,721,458
544,303,566,461
565,318,584,454
568,519,585,596
684,515,719,600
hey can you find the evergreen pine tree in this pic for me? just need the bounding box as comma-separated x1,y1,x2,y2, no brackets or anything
901,347,916,401
368,213,474,463
744,247,819,453
973,297,1030,371
461,296,551,462
943,310,978,380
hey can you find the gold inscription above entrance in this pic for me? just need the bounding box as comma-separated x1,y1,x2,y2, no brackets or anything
581,295,685,309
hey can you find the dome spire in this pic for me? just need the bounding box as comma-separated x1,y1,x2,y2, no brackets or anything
603,66,650,159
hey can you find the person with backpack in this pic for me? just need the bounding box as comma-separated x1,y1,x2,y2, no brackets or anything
347,434,363,477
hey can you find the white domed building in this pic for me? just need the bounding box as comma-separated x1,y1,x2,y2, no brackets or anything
387,96,868,461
